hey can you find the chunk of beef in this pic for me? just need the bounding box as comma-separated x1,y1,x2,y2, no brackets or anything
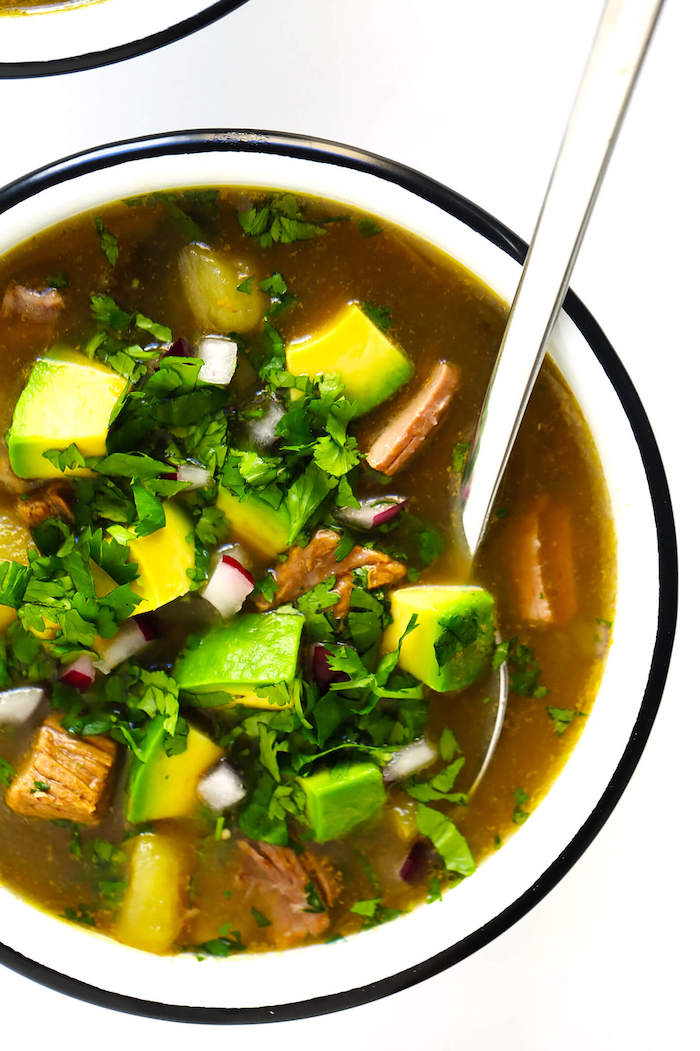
16,480,74,529
506,495,577,626
237,840,340,948
5,712,117,824
365,361,459,475
254,528,406,615
1,283,64,325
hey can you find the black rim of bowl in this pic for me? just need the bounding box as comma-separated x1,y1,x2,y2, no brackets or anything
0,0,250,79
0,129,678,1024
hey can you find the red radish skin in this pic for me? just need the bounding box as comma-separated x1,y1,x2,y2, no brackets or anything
399,840,430,884
95,617,157,673
335,496,407,531
202,555,255,617
60,654,95,692
161,337,192,358
309,643,351,691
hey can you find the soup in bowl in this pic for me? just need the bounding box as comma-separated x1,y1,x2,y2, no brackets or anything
0,0,249,77
0,133,675,1020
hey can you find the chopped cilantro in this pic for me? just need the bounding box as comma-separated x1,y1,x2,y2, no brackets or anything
427,876,443,903
251,907,272,928
357,218,383,238
30,780,50,794
0,757,15,787
46,271,69,289
512,787,530,825
303,881,326,914
416,804,475,877
438,728,461,762
451,441,470,473
547,707,585,736
63,904,96,927
236,276,254,294
195,931,246,956
238,194,327,248
94,217,119,267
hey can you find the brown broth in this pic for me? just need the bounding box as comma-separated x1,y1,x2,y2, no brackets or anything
0,189,615,951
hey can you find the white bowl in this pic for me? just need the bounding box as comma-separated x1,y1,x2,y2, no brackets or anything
0,131,677,1022
0,0,249,77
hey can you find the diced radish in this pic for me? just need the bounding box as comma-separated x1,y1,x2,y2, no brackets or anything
197,761,246,811
334,496,407,531
0,686,45,727
246,397,285,450
382,738,438,782
95,615,157,673
308,643,350,692
217,542,253,570
399,840,430,884
59,654,95,692
201,554,254,618
196,335,238,386
175,464,211,488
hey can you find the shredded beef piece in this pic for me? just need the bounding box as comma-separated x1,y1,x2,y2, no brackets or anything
237,840,341,948
16,480,74,529
506,494,577,626
1,283,64,325
5,713,117,824
365,361,459,475
254,528,406,614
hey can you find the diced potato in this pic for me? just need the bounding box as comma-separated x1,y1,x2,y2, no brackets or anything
114,833,190,954
179,243,265,333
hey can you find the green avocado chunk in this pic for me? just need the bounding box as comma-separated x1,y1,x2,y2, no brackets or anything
383,585,495,692
298,762,386,843
126,717,223,824
286,303,413,418
173,611,304,709
6,346,127,479
216,486,290,559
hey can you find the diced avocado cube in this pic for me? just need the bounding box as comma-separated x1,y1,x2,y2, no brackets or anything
298,762,386,843
173,611,304,710
6,346,127,479
383,585,495,692
216,486,290,559
126,716,223,824
128,502,195,615
286,303,413,417
115,833,190,954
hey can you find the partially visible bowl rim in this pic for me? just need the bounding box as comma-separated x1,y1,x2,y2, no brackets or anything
0,129,678,1023
0,0,250,79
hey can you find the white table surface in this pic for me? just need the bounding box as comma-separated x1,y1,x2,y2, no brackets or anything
0,0,697,1047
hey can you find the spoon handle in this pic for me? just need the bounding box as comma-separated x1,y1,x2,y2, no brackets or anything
461,0,664,558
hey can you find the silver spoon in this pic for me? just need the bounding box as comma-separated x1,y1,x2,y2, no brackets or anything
467,0,664,792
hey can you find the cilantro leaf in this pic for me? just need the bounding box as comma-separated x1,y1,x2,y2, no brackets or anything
0,757,15,787
357,218,382,238
94,217,119,267
547,707,585,736
135,313,172,343
416,803,475,877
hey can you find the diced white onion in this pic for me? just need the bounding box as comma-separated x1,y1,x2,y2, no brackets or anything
0,686,45,727
177,464,212,488
196,335,238,386
201,554,254,618
246,398,285,450
95,619,155,673
382,738,438,782
198,761,246,811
